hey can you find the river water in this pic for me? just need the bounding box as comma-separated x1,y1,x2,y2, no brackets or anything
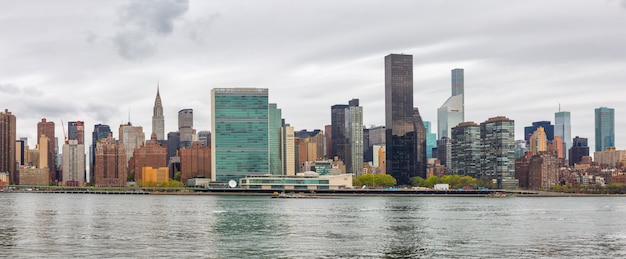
1,193,625,258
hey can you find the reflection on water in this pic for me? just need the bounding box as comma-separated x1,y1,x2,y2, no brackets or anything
1,194,626,258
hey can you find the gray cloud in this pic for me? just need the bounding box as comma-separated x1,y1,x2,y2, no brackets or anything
113,0,189,60
0,83,20,94
187,13,220,44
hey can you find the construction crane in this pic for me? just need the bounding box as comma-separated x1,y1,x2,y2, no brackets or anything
61,119,68,144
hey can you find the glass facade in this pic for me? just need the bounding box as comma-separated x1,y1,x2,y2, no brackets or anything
211,88,270,182
424,121,437,158
345,100,363,175
480,116,517,189
385,54,425,184
269,103,282,175
595,107,615,152
554,111,571,159
451,122,481,178
438,68,465,139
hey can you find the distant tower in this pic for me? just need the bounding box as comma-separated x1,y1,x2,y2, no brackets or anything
480,116,517,189
0,109,17,184
152,86,165,140
68,121,85,144
451,122,481,178
178,109,195,148
554,110,571,160
37,118,56,178
345,99,363,175
90,124,111,183
437,68,465,139
595,107,615,152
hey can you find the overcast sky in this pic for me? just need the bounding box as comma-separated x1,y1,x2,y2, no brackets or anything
1,0,625,152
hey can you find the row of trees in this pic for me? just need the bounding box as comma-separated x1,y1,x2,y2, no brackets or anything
353,174,397,188
411,175,493,189
552,183,626,194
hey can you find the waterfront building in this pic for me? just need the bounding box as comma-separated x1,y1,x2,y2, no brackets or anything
436,137,451,170
413,108,427,179
595,107,615,152
437,68,465,139
91,124,111,183
555,110,571,160
524,121,554,146
239,173,352,190
211,88,270,182
37,118,56,179
132,133,167,183
61,140,86,186
94,137,127,187
424,121,437,158
18,167,48,186
141,167,169,185
0,109,17,184
528,152,559,190
280,125,295,176
480,116,517,189
269,104,282,175
178,109,195,148
119,122,145,164
569,136,589,166
529,126,548,155
451,122,481,178
152,87,165,140
385,54,426,184
345,99,363,175
324,125,332,159
198,131,210,147
179,142,211,184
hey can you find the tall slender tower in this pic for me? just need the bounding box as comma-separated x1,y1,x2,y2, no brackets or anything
0,109,17,184
385,54,425,185
555,110,571,160
437,68,465,139
152,86,165,140
37,118,55,177
595,107,615,152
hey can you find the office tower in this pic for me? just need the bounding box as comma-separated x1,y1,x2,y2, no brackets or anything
527,152,558,190
280,125,295,176
569,136,589,166
363,127,371,162
152,86,165,140
437,137,451,169
178,109,195,148
451,122,481,178
0,109,17,184
324,125,332,159
37,118,55,177
595,107,615,152
524,121,554,146
331,104,349,162
345,99,363,175
166,131,180,178
90,124,111,183
413,107,427,179
555,110,571,159
211,88,270,182
94,136,127,187
62,140,85,186
437,68,465,139
119,122,145,164
424,121,437,158
480,116,517,189
385,54,426,184
16,140,25,166
550,136,564,160
132,134,166,182
179,142,211,183
529,127,548,155
269,104,282,175
294,129,325,161
67,121,84,144
198,131,211,147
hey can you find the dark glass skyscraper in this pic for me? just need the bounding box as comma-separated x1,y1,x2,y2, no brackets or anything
385,54,425,185
569,136,589,166
331,104,349,162
595,107,615,152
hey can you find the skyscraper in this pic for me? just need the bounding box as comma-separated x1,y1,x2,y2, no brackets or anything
331,104,349,162
569,136,589,166
119,122,145,164
385,54,425,185
178,109,195,148
94,136,127,187
211,88,270,182
524,121,554,146
480,116,517,189
529,127,548,155
37,118,55,178
555,110,571,160
437,68,464,139
424,121,437,158
0,109,17,184
451,121,481,178
68,121,85,144
62,140,85,186
197,131,211,147
269,103,282,175
90,124,111,183
280,124,295,176
152,86,165,140
595,107,615,152
345,99,363,175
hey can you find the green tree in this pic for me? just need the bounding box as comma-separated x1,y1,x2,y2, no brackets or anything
411,176,425,187
174,172,182,181
376,174,397,188
127,170,135,182
423,176,440,187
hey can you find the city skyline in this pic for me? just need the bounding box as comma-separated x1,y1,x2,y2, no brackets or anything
1,1,625,153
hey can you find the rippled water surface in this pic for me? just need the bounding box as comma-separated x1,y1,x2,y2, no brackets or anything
1,193,626,258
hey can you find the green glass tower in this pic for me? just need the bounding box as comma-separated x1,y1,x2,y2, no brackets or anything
595,107,615,152
269,103,282,175
211,88,270,183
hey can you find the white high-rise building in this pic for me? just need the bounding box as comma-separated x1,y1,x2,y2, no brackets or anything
437,68,465,139
62,140,86,185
